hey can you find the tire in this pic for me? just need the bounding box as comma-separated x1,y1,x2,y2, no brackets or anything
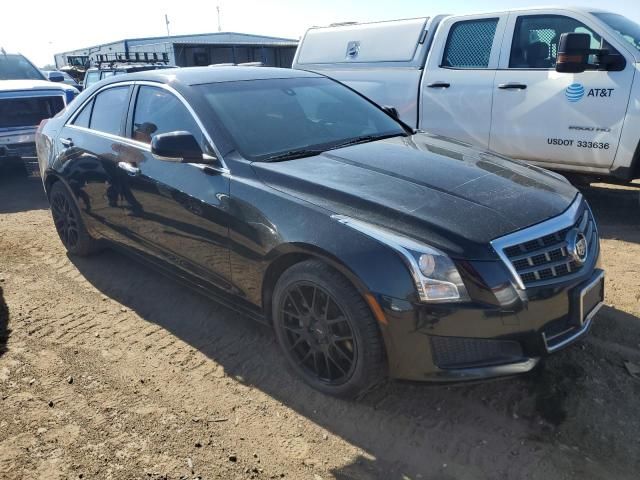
49,181,101,256
272,260,386,398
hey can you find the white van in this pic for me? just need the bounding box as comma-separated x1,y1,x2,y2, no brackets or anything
292,7,640,182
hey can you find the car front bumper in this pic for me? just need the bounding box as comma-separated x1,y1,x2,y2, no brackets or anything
377,267,604,382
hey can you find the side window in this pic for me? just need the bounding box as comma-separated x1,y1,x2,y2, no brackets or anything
88,86,130,136
84,71,99,87
131,86,203,144
510,15,603,69
72,99,93,128
442,18,499,68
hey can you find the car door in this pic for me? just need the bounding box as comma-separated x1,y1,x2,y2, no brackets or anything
420,13,508,148
119,83,233,291
61,84,133,241
490,10,635,170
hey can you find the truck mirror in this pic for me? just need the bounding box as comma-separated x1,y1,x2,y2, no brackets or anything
556,33,590,74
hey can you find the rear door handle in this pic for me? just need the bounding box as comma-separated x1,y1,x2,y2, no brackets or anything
59,137,74,147
117,162,140,176
427,82,451,88
498,83,527,90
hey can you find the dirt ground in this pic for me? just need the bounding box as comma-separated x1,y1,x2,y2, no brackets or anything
0,169,639,480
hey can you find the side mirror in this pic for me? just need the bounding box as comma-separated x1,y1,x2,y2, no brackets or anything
556,33,590,73
151,131,203,162
382,105,399,120
47,71,65,83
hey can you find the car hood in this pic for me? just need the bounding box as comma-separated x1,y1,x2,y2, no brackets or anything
0,79,75,93
252,133,578,258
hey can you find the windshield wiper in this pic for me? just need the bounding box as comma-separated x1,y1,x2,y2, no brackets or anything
264,148,326,162
328,132,406,150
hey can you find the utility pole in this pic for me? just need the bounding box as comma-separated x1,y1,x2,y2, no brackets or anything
165,14,171,36
217,5,222,32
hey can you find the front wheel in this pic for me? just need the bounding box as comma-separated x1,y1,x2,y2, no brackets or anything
272,260,386,398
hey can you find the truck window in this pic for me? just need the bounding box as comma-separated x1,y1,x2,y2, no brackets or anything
509,15,602,69
84,71,99,87
442,18,499,69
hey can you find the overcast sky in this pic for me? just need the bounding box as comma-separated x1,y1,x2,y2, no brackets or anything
1,0,639,67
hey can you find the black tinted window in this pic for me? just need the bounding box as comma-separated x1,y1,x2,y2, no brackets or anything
510,15,602,68
72,100,93,128
197,77,405,161
89,86,129,135
132,86,202,144
442,19,499,68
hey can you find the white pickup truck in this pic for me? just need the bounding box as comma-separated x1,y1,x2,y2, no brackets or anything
292,7,640,182
1,52,78,174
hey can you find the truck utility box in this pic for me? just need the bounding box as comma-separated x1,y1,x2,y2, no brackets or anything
293,8,640,182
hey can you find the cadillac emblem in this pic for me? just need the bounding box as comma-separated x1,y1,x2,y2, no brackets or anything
567,228,588,265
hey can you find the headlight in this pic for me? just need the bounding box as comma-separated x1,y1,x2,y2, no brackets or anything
332,215,470,303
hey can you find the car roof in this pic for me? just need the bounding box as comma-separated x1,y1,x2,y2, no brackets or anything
101,66,321,86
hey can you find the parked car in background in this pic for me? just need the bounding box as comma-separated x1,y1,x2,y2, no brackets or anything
294,7,640,183
36,67,603,397
83,63,175,90
1,51,78,174
42,70,83,91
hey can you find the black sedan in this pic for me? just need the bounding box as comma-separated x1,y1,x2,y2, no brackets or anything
36,67,604,397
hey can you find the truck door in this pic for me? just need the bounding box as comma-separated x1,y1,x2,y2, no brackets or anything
420,14,508,148
490,11,635,170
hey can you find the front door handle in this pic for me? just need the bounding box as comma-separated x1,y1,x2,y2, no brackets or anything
498,83,528,90
59,137,74,147
117,162,140,176
427,82,451,88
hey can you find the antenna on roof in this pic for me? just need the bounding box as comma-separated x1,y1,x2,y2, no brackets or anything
217,4,222,32
165,14,171,36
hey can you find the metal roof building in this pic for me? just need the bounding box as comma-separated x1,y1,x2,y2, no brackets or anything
54,32,299,70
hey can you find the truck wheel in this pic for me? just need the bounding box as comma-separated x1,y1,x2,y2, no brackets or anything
272,260,386,398
49,182,101,256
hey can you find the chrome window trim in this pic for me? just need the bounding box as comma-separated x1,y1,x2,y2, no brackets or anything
64,80,229,172
490,194,584,290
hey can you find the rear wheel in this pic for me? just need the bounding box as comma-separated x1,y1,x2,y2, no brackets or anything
50,181,101,256
272,260,386,398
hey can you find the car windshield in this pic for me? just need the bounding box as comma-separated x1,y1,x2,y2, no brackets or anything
593,12,640,52
196,77,406,161
0,54,45,80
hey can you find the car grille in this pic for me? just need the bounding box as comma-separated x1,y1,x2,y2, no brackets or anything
492,197,598,288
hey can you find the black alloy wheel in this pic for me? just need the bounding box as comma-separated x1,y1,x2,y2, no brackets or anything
273,260,386,398
49,182,100,256
51,189,80,249
280,282,357,384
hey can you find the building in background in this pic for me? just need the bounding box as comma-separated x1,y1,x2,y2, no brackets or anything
54,32,299,70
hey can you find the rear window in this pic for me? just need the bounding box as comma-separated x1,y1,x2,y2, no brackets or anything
0,96,65,128
442,18,499,68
